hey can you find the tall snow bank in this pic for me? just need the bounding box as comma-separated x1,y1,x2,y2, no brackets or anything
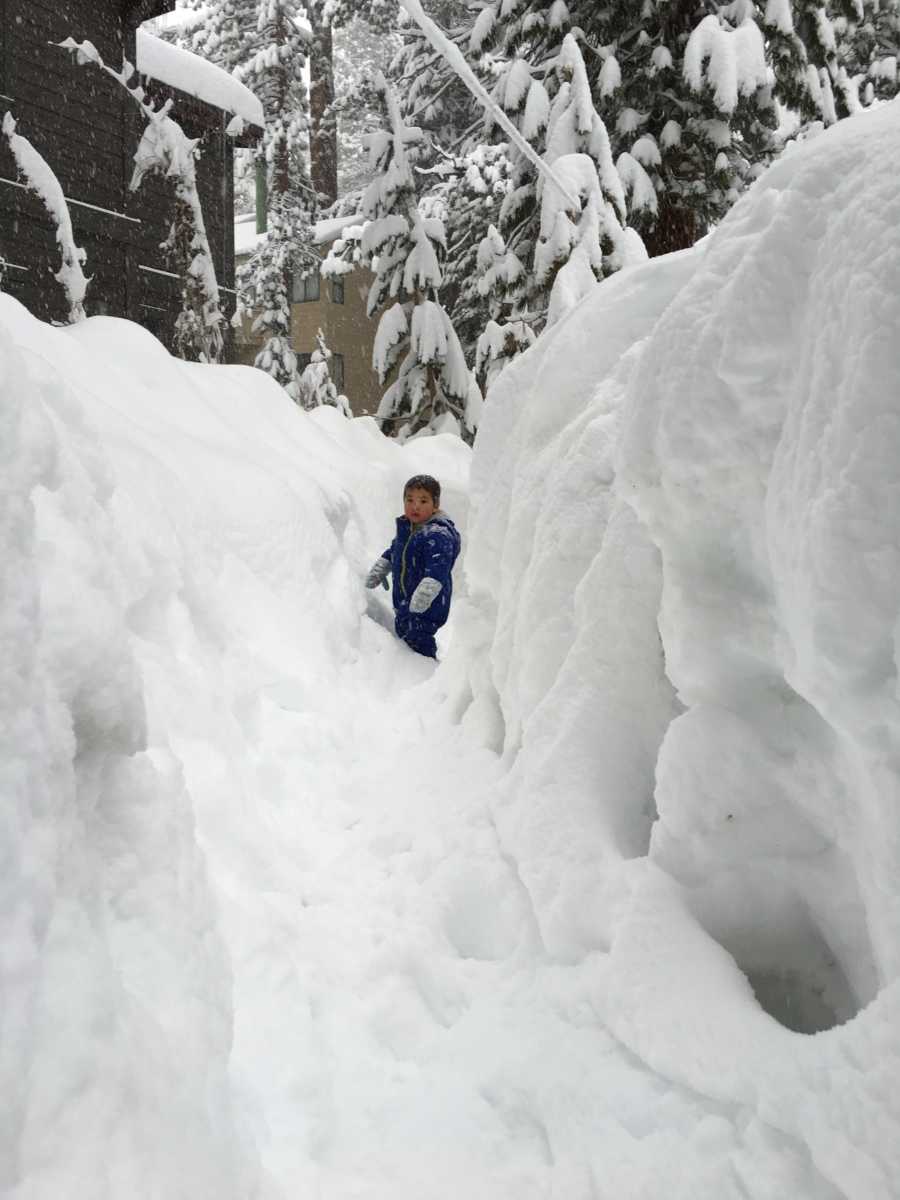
0,295,468,1200
461,100,900,1197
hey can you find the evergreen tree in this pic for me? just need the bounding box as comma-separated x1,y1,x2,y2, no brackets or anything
468,0,781,257
421,142,516,361
390,0,477,157
298,328,352,414
835,0,900,109
458,0,894,257
535,35,631,314
182,0,251,72
319,0,400,206
308,1,339,208
333,18,401,196
237,0,317,399
323,72,478,441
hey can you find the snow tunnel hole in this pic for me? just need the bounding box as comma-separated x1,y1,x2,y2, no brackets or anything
692,882,864,1035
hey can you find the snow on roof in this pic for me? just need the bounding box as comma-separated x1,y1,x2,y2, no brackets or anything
314,214,363,244
136,29,264,129
234,213,267,258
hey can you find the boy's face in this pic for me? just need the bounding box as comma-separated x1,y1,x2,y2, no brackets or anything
404,487,437,524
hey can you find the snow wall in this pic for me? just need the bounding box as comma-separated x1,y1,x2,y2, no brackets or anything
0,301,468,1198
461,99,900,1197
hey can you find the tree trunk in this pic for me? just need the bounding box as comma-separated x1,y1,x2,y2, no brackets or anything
309,6,338,207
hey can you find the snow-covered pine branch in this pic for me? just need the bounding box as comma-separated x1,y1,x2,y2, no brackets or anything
533,34,644,325
683,14,769,116
470,221,534,385
1,112,88,323
474,317,534,393
417,142,517,364
58,37,224,362
395,0,581,211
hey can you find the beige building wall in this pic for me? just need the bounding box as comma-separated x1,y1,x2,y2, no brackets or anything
290,266,383,417
234,248,383,417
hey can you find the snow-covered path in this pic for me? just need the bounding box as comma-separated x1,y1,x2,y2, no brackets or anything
175,607,839,1200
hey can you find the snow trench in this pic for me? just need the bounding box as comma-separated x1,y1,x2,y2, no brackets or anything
4,99,900,1200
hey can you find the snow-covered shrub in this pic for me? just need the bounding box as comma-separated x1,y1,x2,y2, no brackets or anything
298,327,351,416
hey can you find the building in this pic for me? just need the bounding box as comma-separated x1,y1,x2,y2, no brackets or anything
234,213,384,418
0,0,262,354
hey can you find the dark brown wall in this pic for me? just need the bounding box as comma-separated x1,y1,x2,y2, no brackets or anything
0,0,239,357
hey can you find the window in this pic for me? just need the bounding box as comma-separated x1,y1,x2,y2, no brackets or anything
293,271,320,303
331,353,345,394
330,277,345,305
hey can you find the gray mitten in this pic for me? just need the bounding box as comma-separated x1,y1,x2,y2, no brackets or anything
409,576,442,613
365,557,391,589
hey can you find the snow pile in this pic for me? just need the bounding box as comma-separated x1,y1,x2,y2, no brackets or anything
136,29,264,128
0,295,468,1199
463,99,900,1196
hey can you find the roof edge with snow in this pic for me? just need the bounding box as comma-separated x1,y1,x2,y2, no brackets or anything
136,30,265,131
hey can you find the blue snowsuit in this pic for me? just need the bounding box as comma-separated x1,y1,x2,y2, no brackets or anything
383,512,461,658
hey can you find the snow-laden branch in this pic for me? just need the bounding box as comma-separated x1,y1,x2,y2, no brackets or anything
683,14,768,114
57,38,224,362
395,0,581,211
1,112,88,322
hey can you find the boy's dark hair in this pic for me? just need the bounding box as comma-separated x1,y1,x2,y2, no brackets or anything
404,474,441,506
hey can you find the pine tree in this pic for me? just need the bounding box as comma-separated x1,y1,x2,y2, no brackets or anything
308,1,338,208
422,142,516,361
323,0,403,204
324,72,478,441
443,14,637,327
535,35,631,316
460,0,871,256
298,328,352,415
390,0,477,156
332,18,402,197
835,0,900,109
182,0,250,72
237,0,317,399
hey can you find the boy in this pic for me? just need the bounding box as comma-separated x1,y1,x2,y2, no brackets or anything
365,475,461,659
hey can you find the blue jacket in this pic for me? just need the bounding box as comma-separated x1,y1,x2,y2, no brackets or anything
383,512,461,632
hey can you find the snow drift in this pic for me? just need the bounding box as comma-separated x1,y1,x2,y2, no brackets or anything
0,302,468,1199
464,100,900,1196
